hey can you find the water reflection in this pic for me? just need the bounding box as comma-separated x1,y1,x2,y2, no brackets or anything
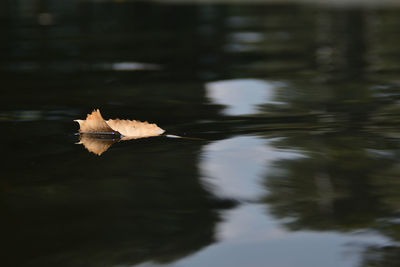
260,130,400,263
2,1,400,267
107,62,161,71
200,135,302,201
0,109,78,121
0,127,233,266
177,204,391,267
76,134,119,155
206,79,283,116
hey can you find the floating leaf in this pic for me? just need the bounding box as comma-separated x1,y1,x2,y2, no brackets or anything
75,109,165,155
74,109,118,135
106,119,165,140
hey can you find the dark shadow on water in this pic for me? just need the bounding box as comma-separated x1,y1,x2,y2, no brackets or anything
0,122,236,266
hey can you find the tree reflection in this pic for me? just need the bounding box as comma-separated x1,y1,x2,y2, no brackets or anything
1,1,400,266
262,131,400,265
360,245,400,267
0,138,234,267
264,131,396,227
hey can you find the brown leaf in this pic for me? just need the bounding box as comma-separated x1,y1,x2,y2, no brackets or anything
74,109,118,135
106,119,165,140
74,109,165,138
74,109,165,154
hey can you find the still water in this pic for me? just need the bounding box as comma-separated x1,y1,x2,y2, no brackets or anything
1,1,400,266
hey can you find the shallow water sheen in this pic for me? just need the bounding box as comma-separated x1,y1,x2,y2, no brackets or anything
1,1,400,267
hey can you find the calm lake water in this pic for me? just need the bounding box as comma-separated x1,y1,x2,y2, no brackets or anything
1,1,400,266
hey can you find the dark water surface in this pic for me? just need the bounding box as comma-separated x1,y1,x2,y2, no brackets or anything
1,1,400,267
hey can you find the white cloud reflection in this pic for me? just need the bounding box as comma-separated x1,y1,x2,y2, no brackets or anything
194,133,392,267
205,79,284,116
175,204,391,267
110,62,161,71
200,135,303,201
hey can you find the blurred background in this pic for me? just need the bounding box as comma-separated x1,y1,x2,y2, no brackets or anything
1,0,400,266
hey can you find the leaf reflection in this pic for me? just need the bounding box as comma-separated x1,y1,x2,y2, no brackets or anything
76,134,119,156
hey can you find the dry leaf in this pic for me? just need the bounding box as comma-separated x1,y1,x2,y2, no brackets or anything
75,109,165,155
106,119,165,140
75,109,164,138
74,109,118,135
